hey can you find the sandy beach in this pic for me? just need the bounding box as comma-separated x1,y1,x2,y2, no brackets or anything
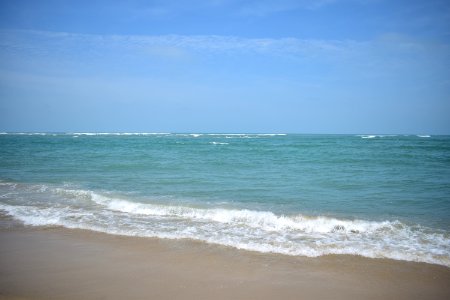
0,224,449,300
1,0,450,298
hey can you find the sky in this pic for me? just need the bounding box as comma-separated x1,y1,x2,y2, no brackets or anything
0,0,449,134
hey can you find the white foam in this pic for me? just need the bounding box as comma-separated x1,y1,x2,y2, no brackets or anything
52,187,93,199
69,132,171,136
5,132,50,136
361,135,376,139
141,132,171,135
206,133,286,136
42,132,287,138
417,135,431,138
1,205,62,226
1,187,449,267
89,195,402,234
72,132,97,136
210,142,229,145
358,134,400,139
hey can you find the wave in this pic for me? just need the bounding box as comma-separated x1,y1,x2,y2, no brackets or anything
358,135,398,139
55,133,286,138
90,193,397,234
206,133,286,136
212,133,286,139
358,134,434,139
0,132,52,136
70,132,171,136
0,183,449,267
209,142,229,145
173,133,286,138
0,132,288,138
0,132,173,136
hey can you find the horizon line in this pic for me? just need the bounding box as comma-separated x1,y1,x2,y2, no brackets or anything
0,132,442,136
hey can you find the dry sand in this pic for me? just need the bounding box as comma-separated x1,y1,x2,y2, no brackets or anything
0,226,449,300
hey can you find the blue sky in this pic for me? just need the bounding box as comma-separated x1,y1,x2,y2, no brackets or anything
0,0,449,133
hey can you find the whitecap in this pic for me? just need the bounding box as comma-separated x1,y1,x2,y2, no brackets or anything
209,142,229,145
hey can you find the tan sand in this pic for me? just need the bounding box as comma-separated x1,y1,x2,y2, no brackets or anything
0,226,449,300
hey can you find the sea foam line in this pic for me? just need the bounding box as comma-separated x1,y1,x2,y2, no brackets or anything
1,200,449,267
1,185,449,267
90,193,400,234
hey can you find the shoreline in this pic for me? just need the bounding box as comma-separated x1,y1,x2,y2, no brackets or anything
1,225,449,299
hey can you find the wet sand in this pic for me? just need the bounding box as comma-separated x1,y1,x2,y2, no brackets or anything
0,226,449,300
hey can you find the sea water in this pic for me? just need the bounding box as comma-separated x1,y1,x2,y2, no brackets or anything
0,133,449,266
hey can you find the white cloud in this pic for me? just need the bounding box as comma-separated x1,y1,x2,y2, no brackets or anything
0,29,448,82
0,29,362,59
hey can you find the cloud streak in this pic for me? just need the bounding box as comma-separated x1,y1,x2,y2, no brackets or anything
1,29,448,72
0,29,367,59
0,29,448,90
0,29,449,134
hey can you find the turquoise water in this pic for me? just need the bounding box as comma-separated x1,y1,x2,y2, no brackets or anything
1,133,449,265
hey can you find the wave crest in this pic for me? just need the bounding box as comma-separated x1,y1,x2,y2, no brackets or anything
1,184,449,267
91,194,402,234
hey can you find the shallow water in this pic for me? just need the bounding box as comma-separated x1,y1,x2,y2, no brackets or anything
1,133,449,265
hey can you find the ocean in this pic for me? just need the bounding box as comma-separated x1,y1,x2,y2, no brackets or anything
0,133,449,266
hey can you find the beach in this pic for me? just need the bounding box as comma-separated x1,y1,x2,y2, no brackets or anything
1,224,449,300
1,134,450,299
2,0,449,297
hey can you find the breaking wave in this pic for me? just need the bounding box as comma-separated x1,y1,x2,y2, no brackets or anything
0,182,449,267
